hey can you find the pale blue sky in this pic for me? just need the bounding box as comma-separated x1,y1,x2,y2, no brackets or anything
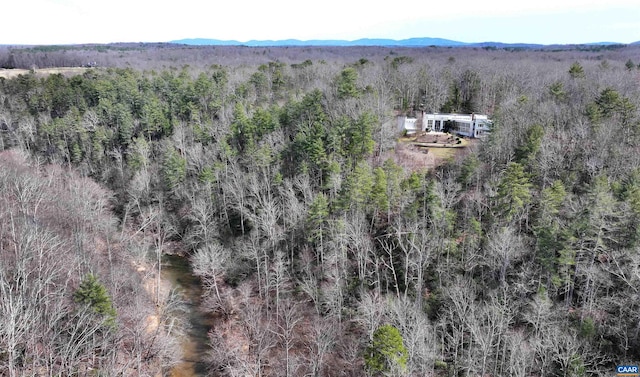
3,0,639,45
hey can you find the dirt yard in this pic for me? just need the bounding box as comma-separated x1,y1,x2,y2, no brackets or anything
392,132,473,171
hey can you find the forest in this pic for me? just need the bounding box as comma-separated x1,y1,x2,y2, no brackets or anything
1,43,640,376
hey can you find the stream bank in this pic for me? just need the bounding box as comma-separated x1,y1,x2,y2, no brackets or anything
161,254,215,377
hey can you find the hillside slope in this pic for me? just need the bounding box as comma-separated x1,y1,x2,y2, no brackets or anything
0,150,180,376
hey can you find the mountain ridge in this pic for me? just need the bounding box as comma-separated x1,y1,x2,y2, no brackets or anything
171,37,465,47
171,37,516,47
170,37,637,48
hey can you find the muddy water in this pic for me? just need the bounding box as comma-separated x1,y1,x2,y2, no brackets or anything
161,254,215,377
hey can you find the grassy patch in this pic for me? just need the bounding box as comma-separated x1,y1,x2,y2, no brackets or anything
425,146,460,161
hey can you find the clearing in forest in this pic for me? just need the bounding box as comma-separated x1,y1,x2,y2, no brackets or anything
0,67,89,78
394,132,471,170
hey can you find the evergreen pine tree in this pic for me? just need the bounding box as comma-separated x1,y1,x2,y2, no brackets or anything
74,274,117,327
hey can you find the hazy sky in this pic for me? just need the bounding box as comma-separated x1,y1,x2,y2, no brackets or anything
3,0,640,45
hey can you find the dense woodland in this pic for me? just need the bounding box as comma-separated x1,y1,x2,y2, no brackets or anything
2,43,640,376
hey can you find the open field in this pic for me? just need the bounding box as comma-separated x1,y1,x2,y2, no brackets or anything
0,67,89,79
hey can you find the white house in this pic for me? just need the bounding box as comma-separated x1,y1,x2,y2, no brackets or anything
397,116,419,135
400,112,491,138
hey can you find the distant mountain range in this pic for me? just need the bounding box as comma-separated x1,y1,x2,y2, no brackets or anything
171,37,528,47
170,37,639,48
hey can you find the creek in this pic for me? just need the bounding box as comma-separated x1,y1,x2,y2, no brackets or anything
161,254,215,377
